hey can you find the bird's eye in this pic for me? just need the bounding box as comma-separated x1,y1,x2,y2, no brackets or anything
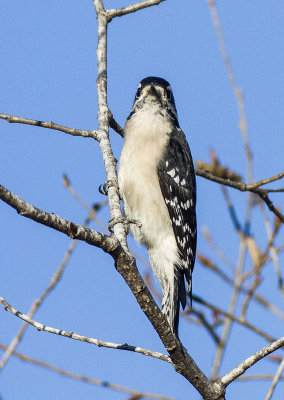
136,87,142,98
166,88,172,101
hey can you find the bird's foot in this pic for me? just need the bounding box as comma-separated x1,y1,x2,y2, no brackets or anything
99,179,119,196
108,217,141,233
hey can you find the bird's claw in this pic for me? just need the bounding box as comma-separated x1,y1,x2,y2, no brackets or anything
99,182,109,196
108,217,141,233
99,179,119,196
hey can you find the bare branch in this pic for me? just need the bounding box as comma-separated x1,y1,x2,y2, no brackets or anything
93,0,129,251
211,239,247,379
0,239,79,372
221,337,284,387
0,296,170,363
195,159,242,183
3,1,280,398
63,174,108,214
190,309,220,345
196,169,284,193
193,296,276,343
264,358,284,400
0,184,117,253
206,0,253,184
241,215,281,319
197,252,284,321
0,342,176,400
251,172,284,189
100,250,226,400
89,10,221,395
261,203,284,295
3,2,227,397
0,203,102,372
221,185,242,233
2,110,282,226
237,374,284,381
109,115,124,137
107,0,165,21
63,174,154,275
0,112,98,140
201,226,236,271
196,169,284,223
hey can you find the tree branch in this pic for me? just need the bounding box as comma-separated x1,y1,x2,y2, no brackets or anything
221,337,284,386
109,115,124,137
264,358,284,400
206,0,253,184
93,0,129,251
112,250,226,400
2,110,282,226
0,343,176,400
193,295,276,343
238,374,284,381
211,238,247,379
0,238,79,372
2,1,280,398
0,203,103,372
196,169,284,192
0,182,225,399
196,169,284,223
0,113,98,140
0,296,170,363
0,184,117,254
250,171,284,189
107,0,165,21
197,252,284,322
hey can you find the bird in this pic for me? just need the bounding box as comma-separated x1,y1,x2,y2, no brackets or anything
118,77,196,335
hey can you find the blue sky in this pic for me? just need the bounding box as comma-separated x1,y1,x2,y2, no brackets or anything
1,1,283,399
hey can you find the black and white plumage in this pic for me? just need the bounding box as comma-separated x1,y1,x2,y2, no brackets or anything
118,77,196,335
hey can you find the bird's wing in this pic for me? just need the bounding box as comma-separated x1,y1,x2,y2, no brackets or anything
157,128,197,306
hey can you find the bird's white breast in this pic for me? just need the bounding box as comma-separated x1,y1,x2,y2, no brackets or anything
118,108,174,248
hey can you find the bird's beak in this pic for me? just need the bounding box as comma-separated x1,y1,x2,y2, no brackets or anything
148,84,159,97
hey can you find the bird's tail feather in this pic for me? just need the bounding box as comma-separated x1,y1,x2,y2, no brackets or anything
162,270,186,336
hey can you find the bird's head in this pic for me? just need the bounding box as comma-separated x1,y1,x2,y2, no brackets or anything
128,76,178,123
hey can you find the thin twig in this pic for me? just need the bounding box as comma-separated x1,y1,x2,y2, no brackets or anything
206,0,253,184
264,358,284,400
221,337,284,386
241,216,281,318
86,8,229,392
190,309,220,345
211,239,247,379
63,173,152,271
237,374,284,381
193,296,276,343
109,116,124,137
196,169,284,195
240,276,262,320
260,203,284,295
107,0,165,21
63,174,108,216
197,252,284,321
196,169,284,223
251,172,284,189
201,226,236,271
0,113,98,140
0,239,79,371
0,343,176,400
0,203,104,372
0,296,170,363
1,111,283,225
221,186,242,233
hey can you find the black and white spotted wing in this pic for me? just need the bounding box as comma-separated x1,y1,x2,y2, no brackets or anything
157,129,197,307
